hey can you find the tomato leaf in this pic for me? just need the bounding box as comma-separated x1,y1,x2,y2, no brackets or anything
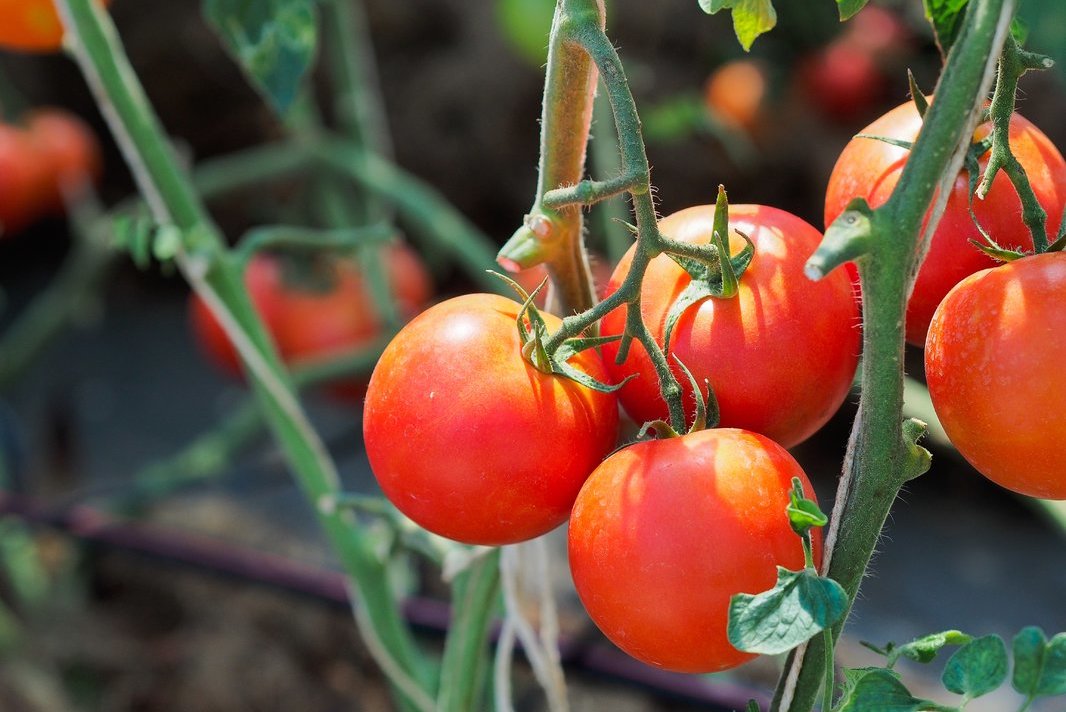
881,630,974,667
836,0,870,21
727,567,847,655
698,0,777,51
835,668,953,712
922,0,970,56
203,0,318,115
786,481,827,536
1012,627,1066,698
942,634,1008,698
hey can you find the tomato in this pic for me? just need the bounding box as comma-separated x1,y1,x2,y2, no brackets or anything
189,244,432,402
363,293,619,546
925,253,1066,500
825,100,1066,346
25,109,103,212
600,204,860,448
0,125,50,236
0,0,111,52
704,59,768,132
842,4,909,58
798,40,886,124
568,428,821,673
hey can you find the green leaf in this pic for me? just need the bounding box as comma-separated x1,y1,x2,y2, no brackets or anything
942,634,1008,698
728,567,847,655
837,0,869,21
922,0,970,56
698,0,777,51
787,478,828,535
835,668,952,712
203,0,318,115
886,630,974,667
1012,627,1066,698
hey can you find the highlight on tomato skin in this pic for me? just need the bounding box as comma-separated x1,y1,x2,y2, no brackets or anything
825,99,1066,347
362,292,620,547
924,252,1066,500
568,427,822,674
0,0,112,53
599,203,861,449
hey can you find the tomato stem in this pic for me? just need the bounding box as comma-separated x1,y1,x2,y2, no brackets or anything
775,0,1016,710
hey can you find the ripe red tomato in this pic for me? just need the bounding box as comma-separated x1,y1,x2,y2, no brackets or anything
0,0,111,52
798,41,886,124
600,204,860,448
363,293,619,546
188,244,432,401
0,125,50,236
568,427,822,673
704,59,768,132
825,100,1066,345
925,253,1066,499
25,109,103,212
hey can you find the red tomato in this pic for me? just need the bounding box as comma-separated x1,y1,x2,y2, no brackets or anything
842,4,909,58
188,244,432,402
825,100,1066,346
363,293,619,546
925,253,1066,499
600,204,860,448
24,108,103,212
0,0,111,52
704,59,768,132
568,428,822,673
798,41,886,124
0,124,50,236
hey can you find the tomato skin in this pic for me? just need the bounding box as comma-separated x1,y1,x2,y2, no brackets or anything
363,293,619,546
925,253,1066,499
600,204,860,448
188,244,432,401
568,428,822,673
0,0,111,52
825,101,1066,346
25,109,103,212
0,125,50,236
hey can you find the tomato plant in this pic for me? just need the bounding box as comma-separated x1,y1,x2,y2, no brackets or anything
0,0,111,52
600,203,860,448
189,244,431,401
363,293,619,546
568,427,822,673
825,100,1066,345
925,252,1066,500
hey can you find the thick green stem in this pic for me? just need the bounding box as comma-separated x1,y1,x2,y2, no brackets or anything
54,2,434,709
773,0,1014,709
498,0,604,315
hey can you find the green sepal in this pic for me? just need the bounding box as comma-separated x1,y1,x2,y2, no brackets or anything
697,0,777,51
901,417,933,481
671,354,720,432
908,72,930,118
552,341,637,394
727,567,847,656
1012,627,1066,698
745,701,761,712
837,0,870,21
968,239,1026,262
1048,235,1066,253
786,477,828,536
835,668,955,712
942,634,1008,698
855,133,915,152
637,419,681,440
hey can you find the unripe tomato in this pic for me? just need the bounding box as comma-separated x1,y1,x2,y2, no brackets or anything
925,253,1066,500
825,100,1066,346
600,204,860,448
363,293,619,546
25,109,103,213
704,59,768,132
188,244,432,402
0,0,112,52
568,428,821,673
0,124,50,236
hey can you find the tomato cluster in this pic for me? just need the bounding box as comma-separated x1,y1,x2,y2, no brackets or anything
0,109,102,237
189,244,431,403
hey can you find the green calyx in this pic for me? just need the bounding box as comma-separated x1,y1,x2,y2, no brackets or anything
489,270,631,394
635,354,720,440
662,185,755,351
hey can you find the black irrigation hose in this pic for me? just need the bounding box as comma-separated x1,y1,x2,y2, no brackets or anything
0,491,762,711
